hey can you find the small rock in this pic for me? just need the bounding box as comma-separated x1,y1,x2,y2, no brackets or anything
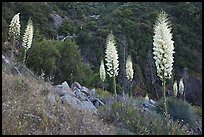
74,89,87,101
71,82,82,91
80,101,97,112
62,81,71,91
62,81,74,96
61,94,81,108
149,99,156,104
80,86,89,95
89,88,96,96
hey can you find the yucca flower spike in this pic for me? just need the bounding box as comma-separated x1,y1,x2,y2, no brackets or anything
153,10,175,115
173,80,178,97
100,59,106,82
126,55,134,81
9,13,20,40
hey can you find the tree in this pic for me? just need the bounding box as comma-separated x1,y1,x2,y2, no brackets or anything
105,32,119,96
153,11,175,115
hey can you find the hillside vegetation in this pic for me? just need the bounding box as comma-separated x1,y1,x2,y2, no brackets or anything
2,2,202,135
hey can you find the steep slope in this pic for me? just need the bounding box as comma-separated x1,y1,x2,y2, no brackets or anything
2,61,116,135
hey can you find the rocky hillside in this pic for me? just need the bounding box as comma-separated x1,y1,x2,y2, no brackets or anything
2,55,116,135
2,3,202,106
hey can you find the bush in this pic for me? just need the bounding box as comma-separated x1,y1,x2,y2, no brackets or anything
95,88,113,98
98,98,191,135
26,38,93,85
156,97,198,128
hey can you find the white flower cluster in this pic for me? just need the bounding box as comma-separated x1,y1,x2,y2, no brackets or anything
22,18,33,51
179,78,184,95
100,59,106,82
153,11,175,80
173,80,178,97
126,55,134,81
105,32,119,77
9,13,20,40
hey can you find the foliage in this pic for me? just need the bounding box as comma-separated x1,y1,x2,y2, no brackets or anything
26,38,93,85
2,2,202,103
98,98,191,135
156,97,198,128
58,19,74,36
95,88,113,98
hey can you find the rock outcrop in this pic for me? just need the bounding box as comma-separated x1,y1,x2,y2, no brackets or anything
52,81,105,113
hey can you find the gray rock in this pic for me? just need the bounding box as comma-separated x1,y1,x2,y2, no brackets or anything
71,82,82,91
74,88,87,101
142,99,156,111
89,88,96,96
51,13,63,30
61,81,75,96
80,101,97,112
62,81,71,90
93,100,100,107
94,98,104,106
61,94,81,108
80,86,89,95
87,96,104,107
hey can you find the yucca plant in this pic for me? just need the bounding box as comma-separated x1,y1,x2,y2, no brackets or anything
153,11,175,115
179,78,185,100
22,18,34,64
105,32,119,96
126,55,134,96
156,97,197,128
173,80,178,97
100,59,106,90
9,13,21,61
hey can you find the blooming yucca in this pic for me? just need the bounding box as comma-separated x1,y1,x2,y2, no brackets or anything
179,78,184,95
100,59,106,82
105,32,119,77
153,11,175,80
153,11,175,115
22,18,34,63
173,81,178,97
126,55,134,81
9,13,20,40
105,32,119,96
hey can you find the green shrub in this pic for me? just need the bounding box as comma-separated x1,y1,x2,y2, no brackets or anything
95,88,113,98
156,97,198,128
98,98,191,135
26,38,93,85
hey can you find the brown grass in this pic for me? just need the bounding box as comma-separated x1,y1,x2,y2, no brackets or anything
2,69,116,135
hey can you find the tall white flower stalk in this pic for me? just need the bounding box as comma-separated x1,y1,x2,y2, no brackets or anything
153,11,175,115
22,18,34,64
173,81,178,97
126,55,134,96
105,32,119,96
126,55,134,81
179,78,184,100
100,59,106,90
9,13,21,61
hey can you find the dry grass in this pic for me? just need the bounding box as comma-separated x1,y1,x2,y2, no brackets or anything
2,69,116,135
